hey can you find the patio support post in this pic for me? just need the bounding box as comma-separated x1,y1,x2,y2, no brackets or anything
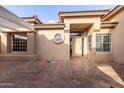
91,30,97,64
1,33,7,54
64,23,70,60
27,32,35,54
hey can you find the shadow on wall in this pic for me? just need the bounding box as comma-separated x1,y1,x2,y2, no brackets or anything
36,34,69,61
85,28,124,87
111,19,124,79
112,25,124,64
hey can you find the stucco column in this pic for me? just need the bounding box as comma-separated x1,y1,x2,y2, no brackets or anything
64,23,70,60
27,32,35,55
91,32,95,63
1,33,7,54
83,32,87,57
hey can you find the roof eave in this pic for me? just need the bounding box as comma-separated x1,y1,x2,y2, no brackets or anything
34,23,65,30
0,6,34,31
58,10,110,22
102,5,124,21
101,22,118,28
22,16,42,24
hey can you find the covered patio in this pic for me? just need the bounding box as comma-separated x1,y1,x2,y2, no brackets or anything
0,6,36,61
70,23,93,57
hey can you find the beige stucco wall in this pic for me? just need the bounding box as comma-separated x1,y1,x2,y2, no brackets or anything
86,25,94,62
0,8,123,62
85,26,113,62
63,16,113,62
0,32,7,54
27,32,36,54
94,28,113,61
0,32,36,61
106,9,124,63
63,16,101,30
63,16,101,61
36,29,69,60
7,33,12,53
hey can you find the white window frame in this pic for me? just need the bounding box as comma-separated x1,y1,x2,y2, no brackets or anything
96,33,112,52
11,33,27,53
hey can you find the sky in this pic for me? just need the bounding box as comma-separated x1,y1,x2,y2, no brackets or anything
4,5,116,22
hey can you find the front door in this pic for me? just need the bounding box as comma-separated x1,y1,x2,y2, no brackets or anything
71,36,83,57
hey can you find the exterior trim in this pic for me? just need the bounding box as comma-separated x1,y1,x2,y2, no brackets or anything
0,6,34,31
59,9,110,13
58,9,110,21
2,31,36,33
102,5,124,21
101,22,118,28
22,16,42,24
34,24,65,30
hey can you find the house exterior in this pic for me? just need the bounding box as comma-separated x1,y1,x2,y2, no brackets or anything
0,5,124,64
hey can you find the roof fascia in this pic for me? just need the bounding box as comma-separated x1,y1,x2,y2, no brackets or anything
102,5,124,21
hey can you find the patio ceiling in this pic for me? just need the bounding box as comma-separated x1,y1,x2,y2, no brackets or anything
70,23,93,32
0,6,34,32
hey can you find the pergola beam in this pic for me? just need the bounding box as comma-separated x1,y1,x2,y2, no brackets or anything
0,22,20,31
0,6,34,31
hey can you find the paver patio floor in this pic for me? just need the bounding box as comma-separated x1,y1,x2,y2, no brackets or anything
0,57,124,88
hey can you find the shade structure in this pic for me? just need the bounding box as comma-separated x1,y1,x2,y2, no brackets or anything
0,5,34,32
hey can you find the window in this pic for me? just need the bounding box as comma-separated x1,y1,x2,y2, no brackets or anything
12,33,27,52
88,35,92,51
96,34,111,52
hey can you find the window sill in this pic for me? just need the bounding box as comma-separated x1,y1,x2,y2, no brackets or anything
10,52,28,55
